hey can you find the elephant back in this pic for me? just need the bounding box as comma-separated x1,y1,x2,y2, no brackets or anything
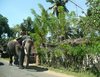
7,40,20,55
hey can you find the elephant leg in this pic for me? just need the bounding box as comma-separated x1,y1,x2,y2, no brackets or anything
25,46,31,68
7,47,13,65
14,55,19,66
25,54,29,68
9,55,13,65
19,48,25,69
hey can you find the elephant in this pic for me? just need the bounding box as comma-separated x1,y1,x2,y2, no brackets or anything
7,35,34,69
22,37,34,68
7,37,23,67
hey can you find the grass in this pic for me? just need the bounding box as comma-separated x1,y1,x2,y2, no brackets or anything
41,65,96,77
0,58,9,61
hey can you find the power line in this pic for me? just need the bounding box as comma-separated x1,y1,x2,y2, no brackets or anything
69,0,86,15
69,0,84,10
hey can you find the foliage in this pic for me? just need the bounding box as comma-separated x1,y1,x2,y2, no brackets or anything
20,16,33,32
46,0,69,17
80,0,100,37
31,4,49,49
46,0,55,3
0,14,11,38
2,0,99,76
48,67,96,77
10,24,21,38
87,0,100,31
29,1,100,76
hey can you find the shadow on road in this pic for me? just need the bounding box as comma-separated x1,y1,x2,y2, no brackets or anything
26,65,48,72
0,62,4,66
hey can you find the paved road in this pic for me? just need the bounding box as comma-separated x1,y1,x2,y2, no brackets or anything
0,58,75,77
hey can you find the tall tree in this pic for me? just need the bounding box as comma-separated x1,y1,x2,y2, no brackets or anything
46,0,69,17
86,0,100,31
0,14,11,38
10,24,21,38
20,16,33,35
79,0,100,37
31,4,49,48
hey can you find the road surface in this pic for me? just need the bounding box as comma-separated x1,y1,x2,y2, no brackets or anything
0,58,75,77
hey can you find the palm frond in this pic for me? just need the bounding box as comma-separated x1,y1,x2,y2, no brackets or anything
46,0,54,4
38,4,45,12
31,9,40,18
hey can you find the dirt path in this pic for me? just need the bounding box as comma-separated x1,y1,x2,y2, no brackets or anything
0,58,75,77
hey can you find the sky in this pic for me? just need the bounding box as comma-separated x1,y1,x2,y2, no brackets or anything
0,0,88,27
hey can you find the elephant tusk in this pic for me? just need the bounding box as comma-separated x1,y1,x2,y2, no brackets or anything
24,49,27,54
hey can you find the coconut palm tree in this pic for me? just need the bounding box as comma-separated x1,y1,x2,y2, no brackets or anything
46,0,69,17
31,4,49,47
0,14,11,38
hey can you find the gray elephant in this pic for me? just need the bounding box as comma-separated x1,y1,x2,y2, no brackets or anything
7,37,23,66
7,35,34,69
21,35,34,68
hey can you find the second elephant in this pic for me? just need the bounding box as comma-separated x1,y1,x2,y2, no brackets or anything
22,38,34,68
